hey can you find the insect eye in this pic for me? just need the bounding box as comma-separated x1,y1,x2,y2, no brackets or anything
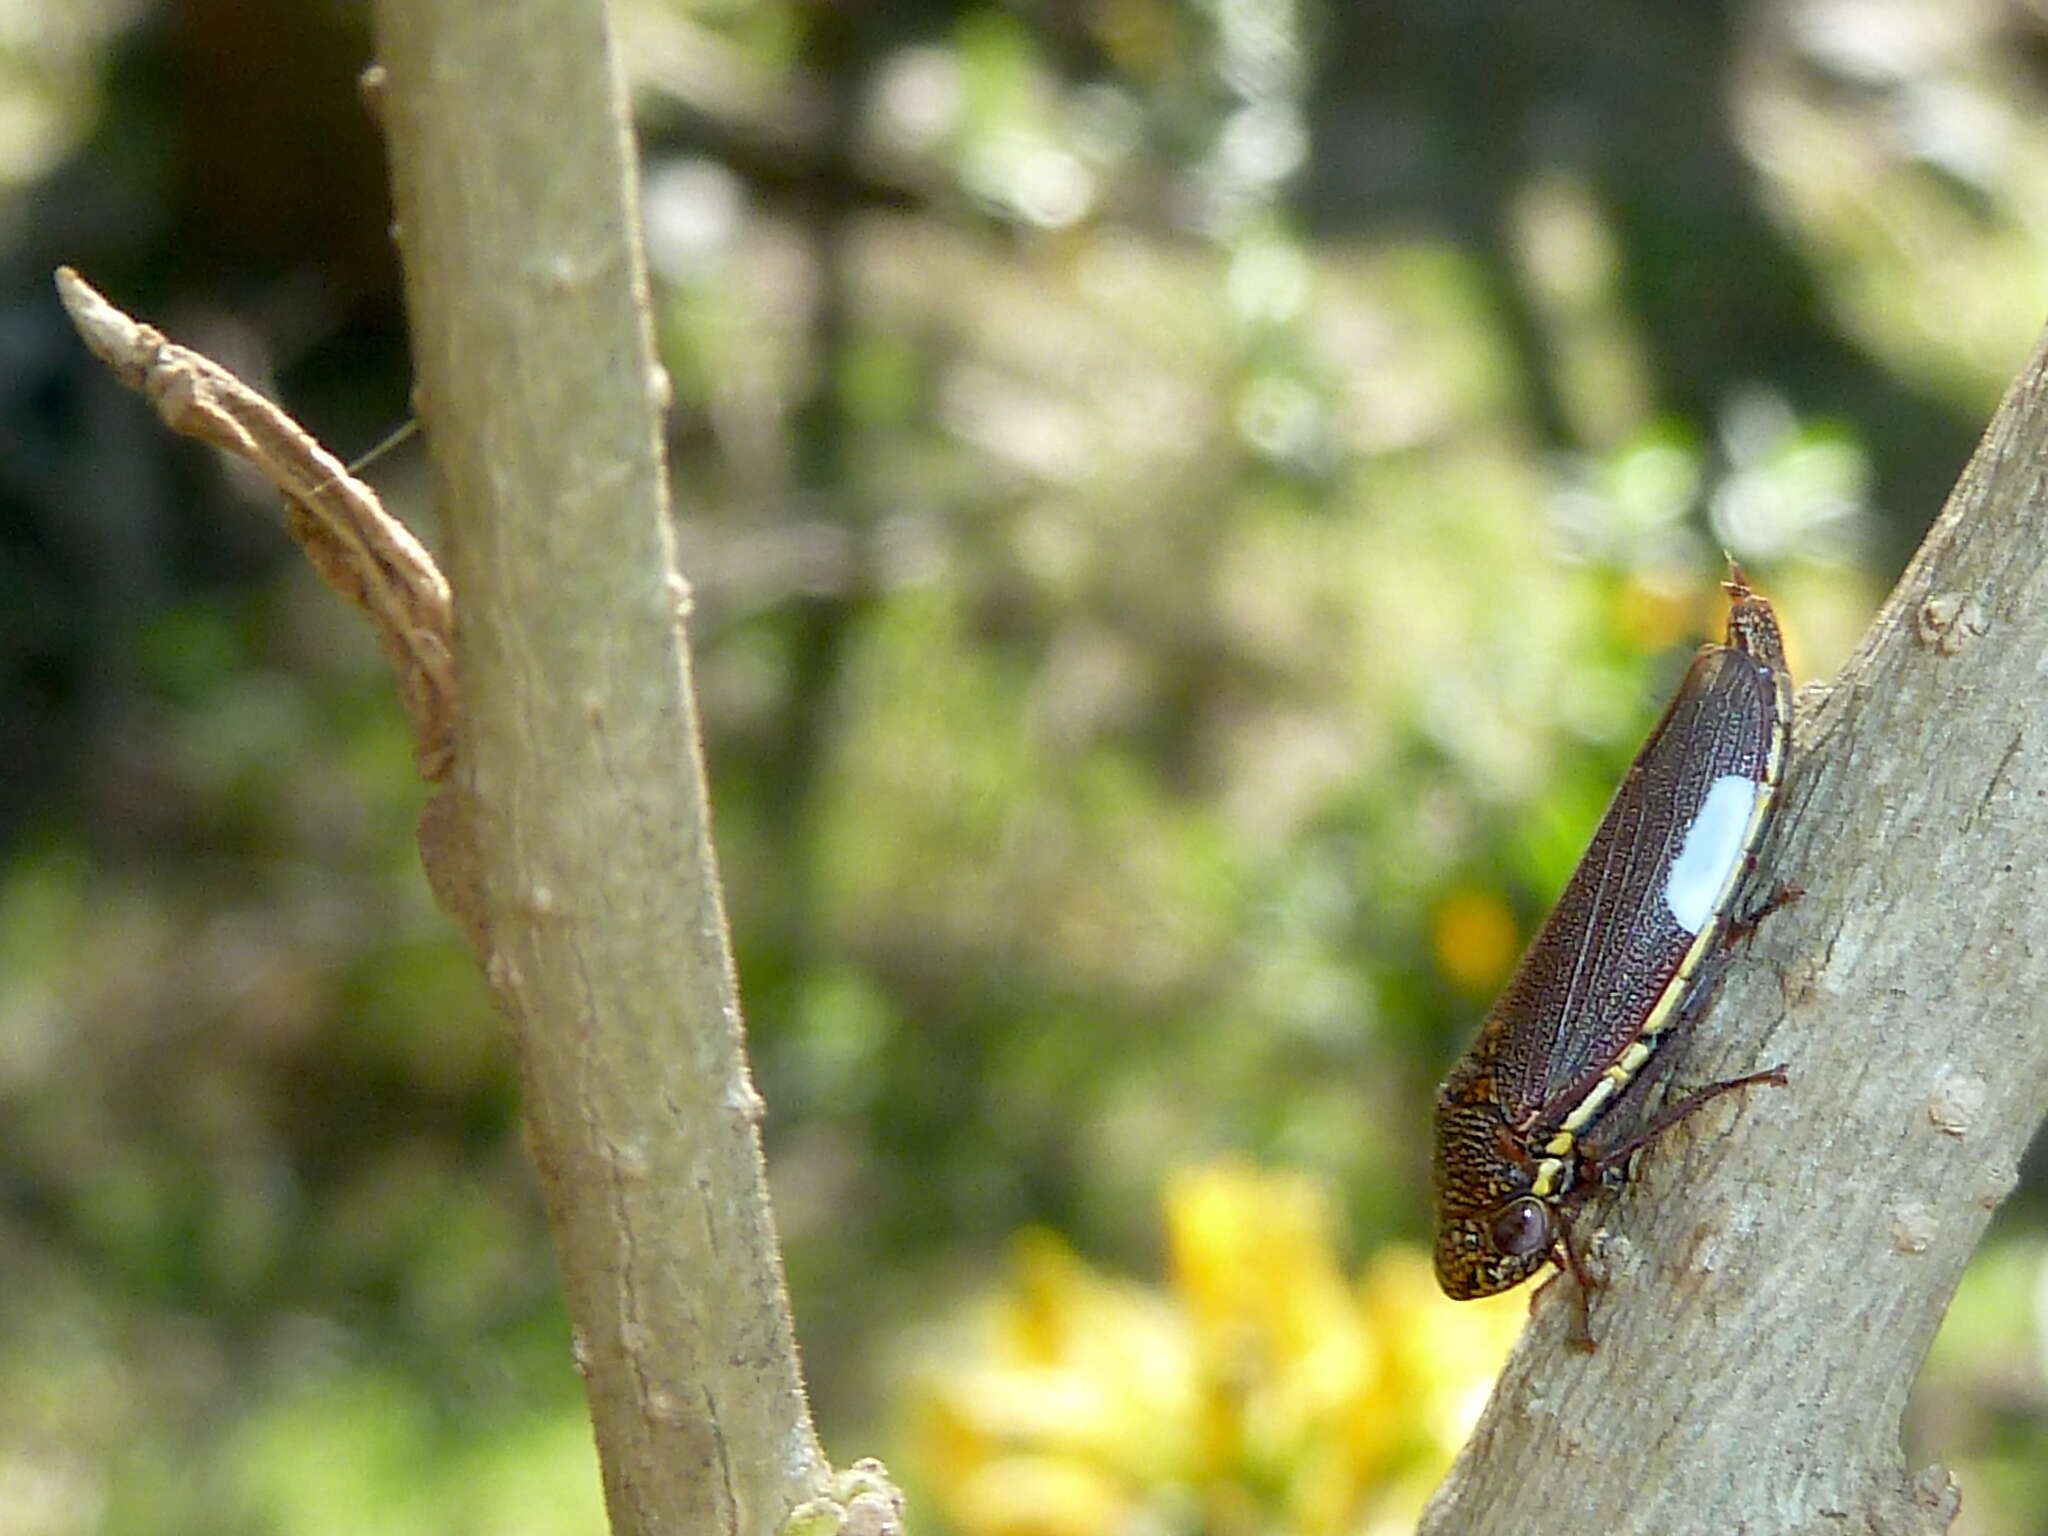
1489,1198,1552,1258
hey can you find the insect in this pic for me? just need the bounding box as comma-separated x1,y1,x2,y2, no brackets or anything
1431,565,1793,1347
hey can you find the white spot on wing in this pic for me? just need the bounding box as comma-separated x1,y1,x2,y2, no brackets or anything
1663,775,1758,934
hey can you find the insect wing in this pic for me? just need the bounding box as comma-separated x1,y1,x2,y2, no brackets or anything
1478,643,1783,1122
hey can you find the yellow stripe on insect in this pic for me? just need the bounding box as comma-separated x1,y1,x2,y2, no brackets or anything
1559,1075,1618,1135
1552,769,1783,1150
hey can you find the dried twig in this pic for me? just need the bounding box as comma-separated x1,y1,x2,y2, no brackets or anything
54,265,458,782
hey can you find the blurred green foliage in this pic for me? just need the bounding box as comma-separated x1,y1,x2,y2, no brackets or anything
5,0,2048,1532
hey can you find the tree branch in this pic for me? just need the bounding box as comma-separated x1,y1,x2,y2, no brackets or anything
1421,328,2048,1533
352,3,827,1533
57,2,869,1526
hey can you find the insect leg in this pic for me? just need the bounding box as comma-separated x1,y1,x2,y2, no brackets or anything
1580,1065,1788,1181
1722,879,1803,947
1550,1212,1602,1352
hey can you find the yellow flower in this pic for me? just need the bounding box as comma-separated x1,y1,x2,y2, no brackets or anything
1431,889,1520,997
906,1163,1524,1536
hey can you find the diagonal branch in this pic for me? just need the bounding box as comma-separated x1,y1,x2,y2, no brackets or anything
1421,327,2048,1534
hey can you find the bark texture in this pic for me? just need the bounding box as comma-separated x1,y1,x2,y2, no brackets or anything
365,5,827,1534
1420,329,2048,1533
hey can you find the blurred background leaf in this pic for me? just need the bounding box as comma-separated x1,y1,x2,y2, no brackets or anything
4,0,2048,1532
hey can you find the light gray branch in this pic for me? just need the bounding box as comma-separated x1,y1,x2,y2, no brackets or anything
364,4,827,1534
1421,329,2048,1534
